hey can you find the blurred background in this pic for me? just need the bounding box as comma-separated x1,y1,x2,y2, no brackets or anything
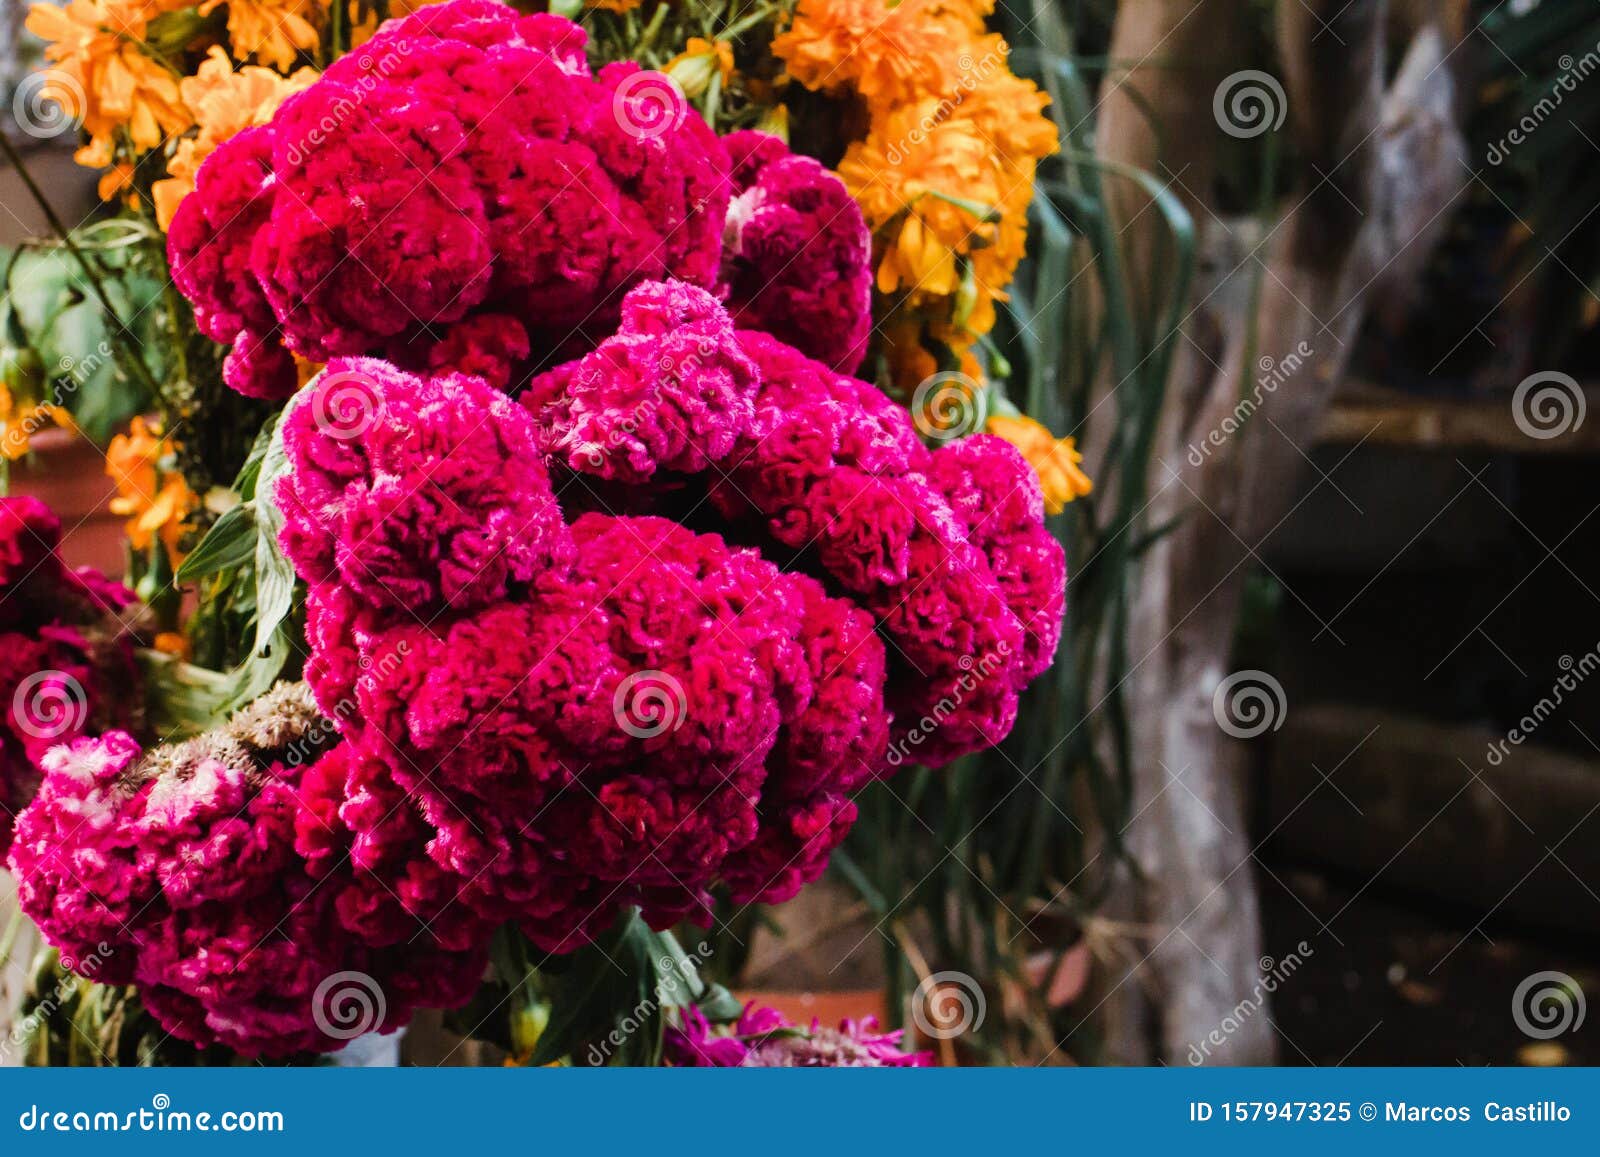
3,0,1598,1066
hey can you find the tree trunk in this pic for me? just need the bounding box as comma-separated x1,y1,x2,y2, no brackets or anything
1092,0,1467,1064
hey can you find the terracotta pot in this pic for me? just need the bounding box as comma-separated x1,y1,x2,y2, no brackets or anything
738,988,888,1027
10,428,126,580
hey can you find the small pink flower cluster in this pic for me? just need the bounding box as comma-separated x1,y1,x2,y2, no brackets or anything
666,1002,930,1067
274,279,1063,957
7,686,486,1057
0,496,138,857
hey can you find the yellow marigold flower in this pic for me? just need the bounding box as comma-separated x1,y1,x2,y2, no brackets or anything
665,37,734,99
25,0,192,162
0,385,70,461
838,103,997,296
985,414,1091,515
198,0,319,73
106,415,195,557
152,47,318,229
836,69,1055,342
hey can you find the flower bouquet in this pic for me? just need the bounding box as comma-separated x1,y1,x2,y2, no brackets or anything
1,0,1082,1065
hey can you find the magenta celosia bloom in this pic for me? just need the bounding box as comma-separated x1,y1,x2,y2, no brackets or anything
0,496,137,856
9,688,486,1058
277,356,572,621
273,280,1063,948
315,510,888,947
665,1002,931,1067
168,3,731,399
719,130,873,375
521,280,757,483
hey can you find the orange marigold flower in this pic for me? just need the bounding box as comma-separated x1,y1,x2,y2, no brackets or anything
96,160,136,202
152,47,318,229
803,11,1056,362
106,415,195,557
25,0,192,162
152,630,190,657
198,0,319,73
837,103,1000,298
773,0,990,112
985,414,1091,515
585,0,643,11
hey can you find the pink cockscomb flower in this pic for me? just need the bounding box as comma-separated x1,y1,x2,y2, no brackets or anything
0,496,138,856
9,686,486,1058
720,130,874,375
168,3,732,399
271,280,1063,952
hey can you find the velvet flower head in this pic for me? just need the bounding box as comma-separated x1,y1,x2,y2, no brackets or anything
8,684,486,1058
0,495,139,857
270,279,1063,953
168,2,732,399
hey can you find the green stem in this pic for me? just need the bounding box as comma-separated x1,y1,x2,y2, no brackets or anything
0,132,163,401
720,3,777,40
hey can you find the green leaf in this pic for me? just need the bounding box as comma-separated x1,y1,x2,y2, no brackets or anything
233,413,280,501
528,910,663,1067
175,501,257,583
251,410,296,656
692,982,744,1024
